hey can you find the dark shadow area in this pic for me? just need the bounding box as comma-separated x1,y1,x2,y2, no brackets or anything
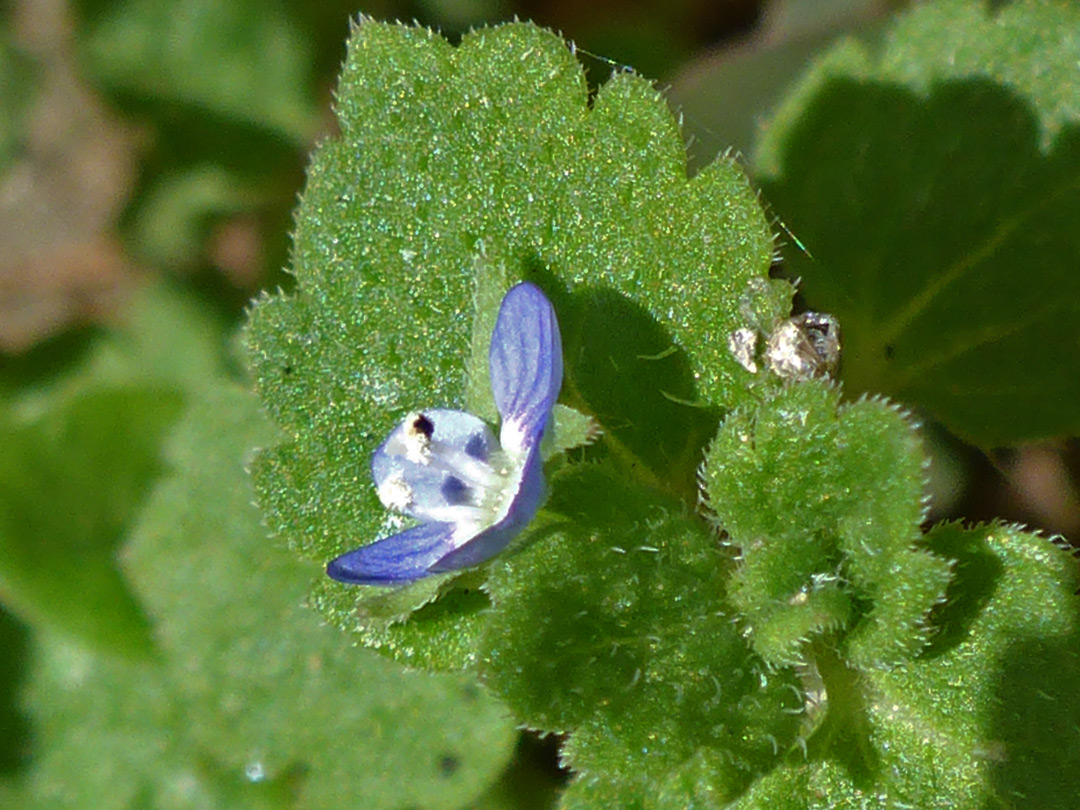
0,605,31,777
408,581,491,628
919,522,1005,660
471,731,568,810
759,74,1080,447
986,606,1080,809
0,327,102,395
526,268,720,502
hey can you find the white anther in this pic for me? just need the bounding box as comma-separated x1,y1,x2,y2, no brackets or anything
377,472,414,511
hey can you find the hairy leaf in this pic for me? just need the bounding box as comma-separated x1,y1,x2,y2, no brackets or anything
722,523,1080,809
482,464,803,806
118,385,518,809
244,20,784,646
701,381,952,669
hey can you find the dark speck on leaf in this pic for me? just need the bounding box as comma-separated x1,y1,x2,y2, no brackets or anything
884,344,895,360
439,754,460,777
283,364,293,375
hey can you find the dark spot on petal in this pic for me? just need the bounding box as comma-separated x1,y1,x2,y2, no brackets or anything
440,475,472,504
438,754,460,777
412,413,435,438
464,433,489,460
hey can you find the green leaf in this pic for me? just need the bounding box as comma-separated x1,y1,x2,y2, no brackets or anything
0,34,38,175
0,283,232,658
718,523,1080,809
754,0,1080,446
244,20,784,642
701,380,952,669
307,565,494,672
481,464,803,806
19,632,250,810
21,626,311,810
864,522,1080,809
721,759,871,810
121,384,517,809
0,387,182,659
543,404,601,460
82,0,317,143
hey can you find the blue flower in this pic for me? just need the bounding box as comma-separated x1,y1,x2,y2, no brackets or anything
327,281,563,585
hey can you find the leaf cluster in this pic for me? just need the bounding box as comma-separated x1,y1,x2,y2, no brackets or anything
244,8,1080,808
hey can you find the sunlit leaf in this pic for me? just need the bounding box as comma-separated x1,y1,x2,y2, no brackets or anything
244,20,784,654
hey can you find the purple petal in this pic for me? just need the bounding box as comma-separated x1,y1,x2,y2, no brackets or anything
428,441,545,573
326,521,457,585
489,282,562,445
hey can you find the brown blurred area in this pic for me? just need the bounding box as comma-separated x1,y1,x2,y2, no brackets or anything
1,0,141,352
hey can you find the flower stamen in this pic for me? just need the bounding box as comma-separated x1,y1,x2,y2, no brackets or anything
327,282,562,585
376,472,414,511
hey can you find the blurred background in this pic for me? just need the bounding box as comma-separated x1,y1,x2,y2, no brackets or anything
1,0,1077,798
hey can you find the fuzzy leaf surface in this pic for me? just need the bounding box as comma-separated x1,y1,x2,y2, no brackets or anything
722,523,1080,809
702,380,951,669
244,20,783,652
754,0,1080,445
481,464,803,807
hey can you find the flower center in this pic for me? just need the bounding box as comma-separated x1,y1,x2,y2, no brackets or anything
379,411,520,526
